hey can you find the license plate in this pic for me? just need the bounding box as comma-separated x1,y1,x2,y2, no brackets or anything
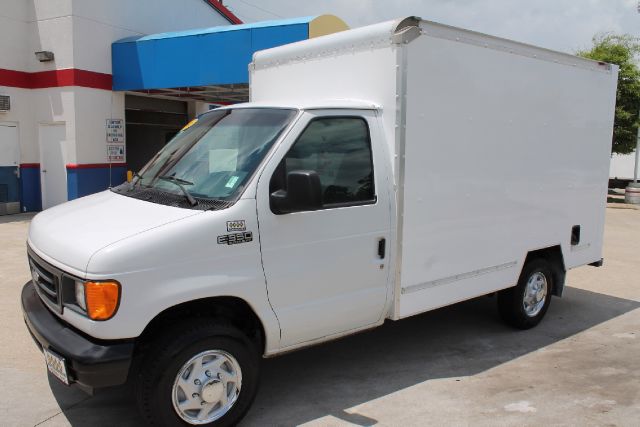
44,349,69,385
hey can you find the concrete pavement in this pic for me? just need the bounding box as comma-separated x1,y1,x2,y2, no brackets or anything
1,208,639,426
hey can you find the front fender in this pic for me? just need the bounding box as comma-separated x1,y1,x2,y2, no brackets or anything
57,199,281,353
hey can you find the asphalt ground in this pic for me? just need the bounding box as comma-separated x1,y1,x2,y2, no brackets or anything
1,207,639,426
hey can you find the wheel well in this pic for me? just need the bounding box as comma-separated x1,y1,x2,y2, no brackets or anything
524,245,566,297
135,297,266,356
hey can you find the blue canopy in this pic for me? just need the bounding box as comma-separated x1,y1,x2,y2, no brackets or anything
112,17,319,91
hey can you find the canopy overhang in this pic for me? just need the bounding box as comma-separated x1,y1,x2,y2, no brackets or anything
112,15,348,103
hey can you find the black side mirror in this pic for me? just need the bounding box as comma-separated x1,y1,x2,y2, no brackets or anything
270,170,322,214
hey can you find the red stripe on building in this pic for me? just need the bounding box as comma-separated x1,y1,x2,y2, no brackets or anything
0,69,32,88
0,68,112,90
205,0,243,25
23,163,128,170
66,163,127,169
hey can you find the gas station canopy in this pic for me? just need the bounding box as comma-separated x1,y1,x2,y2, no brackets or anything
112,15,348,104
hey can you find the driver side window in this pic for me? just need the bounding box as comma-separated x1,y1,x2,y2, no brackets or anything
271,117,376,207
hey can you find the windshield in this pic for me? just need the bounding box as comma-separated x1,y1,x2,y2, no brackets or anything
133,108,296,203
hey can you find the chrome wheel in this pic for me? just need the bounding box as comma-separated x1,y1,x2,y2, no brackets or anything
172,350,242,425
523,271,548,317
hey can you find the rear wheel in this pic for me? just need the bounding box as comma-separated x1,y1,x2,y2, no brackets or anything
135,320,260,426
498,259,554,329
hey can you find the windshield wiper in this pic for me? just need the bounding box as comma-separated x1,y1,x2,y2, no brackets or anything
158,175,198,206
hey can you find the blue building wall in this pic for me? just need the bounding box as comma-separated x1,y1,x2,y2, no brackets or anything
19,165,41,212
14,165,125,212
67,166,127,200
0,166,20,203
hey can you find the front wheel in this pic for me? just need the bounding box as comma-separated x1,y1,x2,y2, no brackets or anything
498,258,554,329
135,320,260,426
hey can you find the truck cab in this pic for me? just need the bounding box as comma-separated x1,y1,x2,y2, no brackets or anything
23,103,395,425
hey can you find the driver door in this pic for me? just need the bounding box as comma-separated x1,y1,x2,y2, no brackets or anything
256,110,391,348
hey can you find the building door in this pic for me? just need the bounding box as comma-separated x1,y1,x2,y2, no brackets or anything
0,123,20,215
39,123,68,209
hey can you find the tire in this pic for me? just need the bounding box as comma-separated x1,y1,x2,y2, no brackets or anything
498,258,554,329
134,319,260,427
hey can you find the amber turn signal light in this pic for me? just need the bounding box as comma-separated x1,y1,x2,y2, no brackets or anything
84,281,120,320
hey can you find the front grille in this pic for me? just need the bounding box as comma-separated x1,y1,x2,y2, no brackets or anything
28,248,63,313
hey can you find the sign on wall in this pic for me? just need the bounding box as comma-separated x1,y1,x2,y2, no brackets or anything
106,119,124,142
107,145,125,162
106,119,125,162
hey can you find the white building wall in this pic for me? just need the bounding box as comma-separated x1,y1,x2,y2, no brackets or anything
72,0,230,43
0,0,31,72
28,0,75,73
1,0,76,169
74,89,125,164
32,88,78,164
0,87,78,166
71,0,228,75
0,1,34,170
67,0,231,168
0,87,35,163
0,88,78,163
0,0,231,208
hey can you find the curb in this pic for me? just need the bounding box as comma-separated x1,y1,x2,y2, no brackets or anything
607,203,640,210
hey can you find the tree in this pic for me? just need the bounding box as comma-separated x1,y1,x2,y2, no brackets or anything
578,34,640,155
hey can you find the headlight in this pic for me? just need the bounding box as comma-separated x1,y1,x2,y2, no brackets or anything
73,280,121,320
75,281,86,310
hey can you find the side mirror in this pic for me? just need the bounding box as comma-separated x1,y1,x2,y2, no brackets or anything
270,170,322,214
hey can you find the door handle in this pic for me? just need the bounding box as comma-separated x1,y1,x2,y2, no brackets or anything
377,238,386,259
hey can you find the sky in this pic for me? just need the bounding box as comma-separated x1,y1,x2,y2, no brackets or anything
222,0,640,54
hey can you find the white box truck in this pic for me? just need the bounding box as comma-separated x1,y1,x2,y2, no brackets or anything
21,17,617,426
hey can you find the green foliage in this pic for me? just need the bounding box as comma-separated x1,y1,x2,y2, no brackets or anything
578,34,640,154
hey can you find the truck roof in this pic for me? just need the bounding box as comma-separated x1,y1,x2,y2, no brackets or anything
216,100,381,111
252,16,614,75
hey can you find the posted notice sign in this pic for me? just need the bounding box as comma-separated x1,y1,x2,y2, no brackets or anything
106,119,125,162
107,145,125,162
106,119,124,143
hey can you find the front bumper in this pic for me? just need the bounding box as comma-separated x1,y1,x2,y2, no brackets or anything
21,281,134,390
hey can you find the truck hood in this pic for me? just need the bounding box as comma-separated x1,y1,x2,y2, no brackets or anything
28,190,200,275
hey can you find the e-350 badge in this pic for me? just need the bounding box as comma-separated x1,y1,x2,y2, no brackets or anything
218,232,253,245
